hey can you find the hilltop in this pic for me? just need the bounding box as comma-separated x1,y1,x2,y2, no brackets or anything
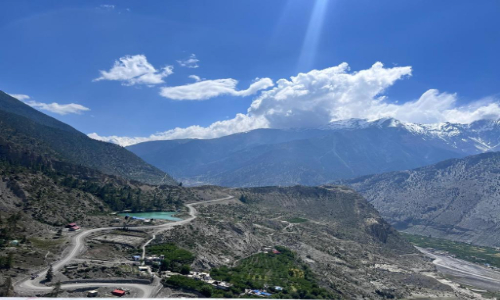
0,91,176,185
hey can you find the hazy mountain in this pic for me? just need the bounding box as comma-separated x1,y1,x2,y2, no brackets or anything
0,91,176,185
128,117,500,187
343,152,500,247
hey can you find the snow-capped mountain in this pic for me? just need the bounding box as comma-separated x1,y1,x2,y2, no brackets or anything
127,118,500,187
323,118,500,154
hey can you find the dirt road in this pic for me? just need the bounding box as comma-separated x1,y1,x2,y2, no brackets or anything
15,195,234,297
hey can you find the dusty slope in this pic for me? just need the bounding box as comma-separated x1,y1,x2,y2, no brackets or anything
154,185,455,299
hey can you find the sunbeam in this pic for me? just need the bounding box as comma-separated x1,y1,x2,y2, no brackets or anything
297,0,330,72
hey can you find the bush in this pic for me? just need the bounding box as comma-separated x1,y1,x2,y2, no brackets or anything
148,243,195,273
180,264,190,275
163,275,215,297
200,285,213,297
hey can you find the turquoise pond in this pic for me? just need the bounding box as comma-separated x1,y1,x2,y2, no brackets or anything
117,211,182,221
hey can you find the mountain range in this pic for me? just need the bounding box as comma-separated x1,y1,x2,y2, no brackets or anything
127,117,500,187
0,91,176,185
342,151,500,248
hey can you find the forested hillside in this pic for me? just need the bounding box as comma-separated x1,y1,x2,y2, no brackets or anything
0,91,176,185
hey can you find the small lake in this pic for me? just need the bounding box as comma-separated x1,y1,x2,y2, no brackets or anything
118,211,182,221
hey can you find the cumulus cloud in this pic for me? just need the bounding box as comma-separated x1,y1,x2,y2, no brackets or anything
159,77,274,100
89,62,500,146
10,94,90,115
93,55,173,86
177,54,199,68
88,113,264,146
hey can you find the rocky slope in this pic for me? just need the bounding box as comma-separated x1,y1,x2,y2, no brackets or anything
127,117,500,187
0,91,175,185
343,152,500,247
0,149,198,286
155,185,457,299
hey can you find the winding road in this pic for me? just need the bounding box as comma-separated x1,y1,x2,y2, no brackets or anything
15,195,234,297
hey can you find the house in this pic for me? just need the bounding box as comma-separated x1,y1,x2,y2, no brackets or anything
87,290,98,297
69,225,80,231
272,249,281,254
274,286,283,291
215,281,232,290
111,218,121,223
111,289,126,297
248,290,272,297
66,223,77,228
138,266,149,272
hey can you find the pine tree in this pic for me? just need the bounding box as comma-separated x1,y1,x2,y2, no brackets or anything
6,253,13,269
46,264,54,282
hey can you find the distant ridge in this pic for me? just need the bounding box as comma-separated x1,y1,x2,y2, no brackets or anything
129,117,500,187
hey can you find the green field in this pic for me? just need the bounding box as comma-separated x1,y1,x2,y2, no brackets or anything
402,233,500,268
210,246,337,299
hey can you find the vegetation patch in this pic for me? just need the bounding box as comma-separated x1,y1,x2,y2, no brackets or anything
286,217,308,223
210,246,337,299
164,275,216,297
402,233,500,268
148,243,195,273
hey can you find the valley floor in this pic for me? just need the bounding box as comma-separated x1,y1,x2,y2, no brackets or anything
417,247,500,298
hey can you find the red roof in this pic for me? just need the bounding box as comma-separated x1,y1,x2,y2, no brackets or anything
272,249,281,254
112,289,126,296
68,223,77,226
69,226,80,230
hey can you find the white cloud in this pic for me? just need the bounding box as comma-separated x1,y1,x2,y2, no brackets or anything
88,113,264,146
10,94,90,115
27,101,90,115
93,55,173,86
159,77,274,100
98,4,115,10
188,75,202,82
9,94,30,101
177,54,199,68
89,62,500,146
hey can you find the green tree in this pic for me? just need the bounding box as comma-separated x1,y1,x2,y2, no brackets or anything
46,264,54,282
6,253,13,269
180,264,190,275
200,285,213,297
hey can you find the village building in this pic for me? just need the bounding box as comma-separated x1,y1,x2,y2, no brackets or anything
87,290,98,297
69,225,80,231
111,289,126,297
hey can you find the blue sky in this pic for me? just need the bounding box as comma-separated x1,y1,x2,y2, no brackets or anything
1,0,500,145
